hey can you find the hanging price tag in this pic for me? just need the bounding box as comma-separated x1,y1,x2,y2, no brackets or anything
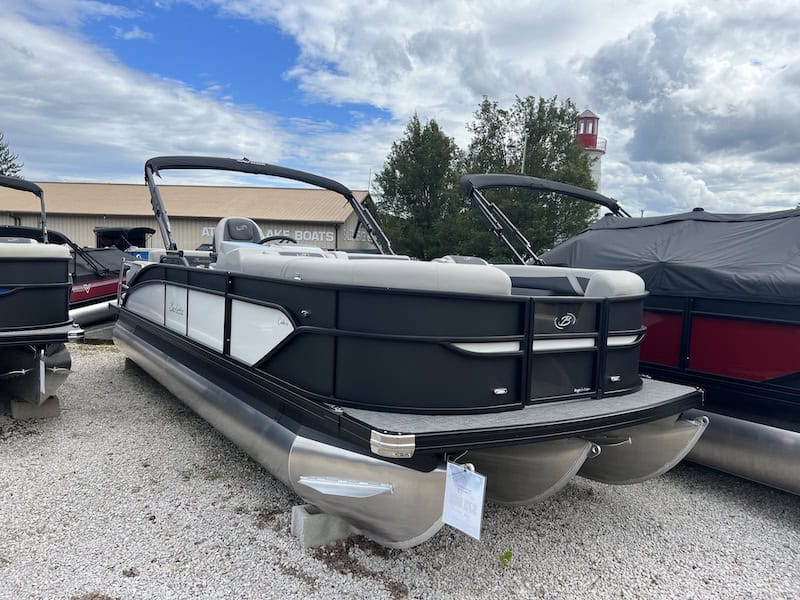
442,461,486,540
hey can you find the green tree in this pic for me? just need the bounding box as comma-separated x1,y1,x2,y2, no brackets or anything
374,114,465,260
0,131,23,177
466,98,511,173
464,96,599,261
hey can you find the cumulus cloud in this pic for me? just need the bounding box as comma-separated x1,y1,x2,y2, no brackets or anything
2,0,799,214
579,2,800,212
0,11,288,183
4,0,137,26
203,0,682,143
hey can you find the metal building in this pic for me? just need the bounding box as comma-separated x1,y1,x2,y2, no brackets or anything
0,182,376,251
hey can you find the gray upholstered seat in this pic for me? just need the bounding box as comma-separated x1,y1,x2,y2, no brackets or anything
495,264,644,298
213,247,513,296
213,217,264,255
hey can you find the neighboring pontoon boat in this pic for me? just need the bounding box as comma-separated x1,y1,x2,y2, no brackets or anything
0,225,143,326
113,158,706,547
0,175,82,410
536,185,800,495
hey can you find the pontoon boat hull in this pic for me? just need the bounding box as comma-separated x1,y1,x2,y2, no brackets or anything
685,409,800,495
115,313,707,547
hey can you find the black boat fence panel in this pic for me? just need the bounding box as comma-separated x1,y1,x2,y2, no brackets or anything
122,263,645,415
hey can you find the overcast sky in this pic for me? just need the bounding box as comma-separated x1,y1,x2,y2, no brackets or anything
2,0,798,215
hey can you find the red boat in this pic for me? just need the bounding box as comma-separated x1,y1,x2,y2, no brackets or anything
457,173,800,495
543,206,800,495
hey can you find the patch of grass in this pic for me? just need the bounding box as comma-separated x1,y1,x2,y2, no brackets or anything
499,550,513,569
204,471,223,481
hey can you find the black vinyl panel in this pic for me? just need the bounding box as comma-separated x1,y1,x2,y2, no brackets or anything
134,264,227,292
337,290,524,337
231,277,337,327
608,298,644,331
334,337,522,412
262,333,336,396
646,294,800,325
532,300,599,335
604,346,643,394
645,295,690,311
691,297,800,324
530,351,596,398
0,286,70,328
0,258,69,284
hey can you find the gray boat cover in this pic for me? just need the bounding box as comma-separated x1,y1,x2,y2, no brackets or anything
542,208,800,305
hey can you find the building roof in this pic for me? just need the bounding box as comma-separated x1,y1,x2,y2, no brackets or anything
579,109,598,118
0,182,369,224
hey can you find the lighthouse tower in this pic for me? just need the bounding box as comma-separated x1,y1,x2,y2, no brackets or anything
575,109,606,190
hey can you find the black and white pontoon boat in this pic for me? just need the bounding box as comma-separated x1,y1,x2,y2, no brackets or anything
113,158,707,547
0,224,147,327
0,175,82,413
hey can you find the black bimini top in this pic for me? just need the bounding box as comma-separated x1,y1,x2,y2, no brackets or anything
145,156,353,198
0,174,43,197
543,208,800,305
460,173,626,216
144,156,393,255
1,175,48,240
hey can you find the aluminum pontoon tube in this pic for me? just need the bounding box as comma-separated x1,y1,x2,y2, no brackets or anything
467,439,598,505
113,319,447,548
685,409,800,495
578,413,709,484
69,300,118,328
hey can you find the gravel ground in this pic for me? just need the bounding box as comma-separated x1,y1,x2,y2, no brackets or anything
1,343,798,600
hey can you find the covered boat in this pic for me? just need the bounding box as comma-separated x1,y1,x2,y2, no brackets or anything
543,196,800,495
113,158,707,547
0,175,82,415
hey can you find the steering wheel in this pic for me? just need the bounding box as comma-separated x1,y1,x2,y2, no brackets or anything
258,235,298,245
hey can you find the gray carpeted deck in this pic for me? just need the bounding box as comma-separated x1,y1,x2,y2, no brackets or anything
343,378,699,434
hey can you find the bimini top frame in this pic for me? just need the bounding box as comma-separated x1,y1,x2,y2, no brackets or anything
0,174,48,243
460,173,630,265
144,156,394,255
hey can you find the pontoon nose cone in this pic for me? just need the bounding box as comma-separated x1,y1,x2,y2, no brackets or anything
578,414,709,484
288,437,446,549
467,438,597,505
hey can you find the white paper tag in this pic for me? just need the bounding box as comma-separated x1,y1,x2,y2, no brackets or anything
442,462,486,540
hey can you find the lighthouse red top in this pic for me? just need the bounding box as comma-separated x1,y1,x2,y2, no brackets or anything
576,109,600,150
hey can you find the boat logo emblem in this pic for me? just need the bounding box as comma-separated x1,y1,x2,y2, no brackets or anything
554,313,577,330
82,283,92,294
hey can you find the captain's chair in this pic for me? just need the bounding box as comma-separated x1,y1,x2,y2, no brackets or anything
213,217,264,256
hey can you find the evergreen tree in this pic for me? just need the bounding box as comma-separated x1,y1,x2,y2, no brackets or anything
374,115,465,260
0,131,23,177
